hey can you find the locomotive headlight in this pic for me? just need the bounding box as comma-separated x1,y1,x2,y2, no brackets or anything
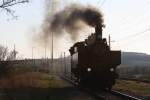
110,68,114,72
87,68,92,72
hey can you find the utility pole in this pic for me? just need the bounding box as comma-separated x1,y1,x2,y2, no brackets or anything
60,52,63,74
109,34,111,50
32,47,35,65
49,0,60,75
32,47,33,60
108,34,115,50
51,32,54,75
64,52,66,75
13,44,16,60
45,43,47,63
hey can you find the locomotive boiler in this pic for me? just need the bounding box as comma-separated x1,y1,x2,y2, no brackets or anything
69,23,121,90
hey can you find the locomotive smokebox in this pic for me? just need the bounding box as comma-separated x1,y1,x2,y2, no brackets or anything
95,23,103,40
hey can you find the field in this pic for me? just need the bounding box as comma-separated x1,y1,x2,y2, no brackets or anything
113,79,150,97
0,72,69,89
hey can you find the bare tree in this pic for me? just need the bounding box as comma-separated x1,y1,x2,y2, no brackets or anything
0,45,8,61
6,50,18,61
0,44,19,61
0,0,29,16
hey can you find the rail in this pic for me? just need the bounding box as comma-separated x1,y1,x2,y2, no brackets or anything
111,90,142,100
61,75,142,100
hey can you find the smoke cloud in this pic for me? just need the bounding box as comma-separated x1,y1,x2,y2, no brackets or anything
42,4,104,41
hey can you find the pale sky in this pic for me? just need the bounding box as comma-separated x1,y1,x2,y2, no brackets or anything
1,0,150,59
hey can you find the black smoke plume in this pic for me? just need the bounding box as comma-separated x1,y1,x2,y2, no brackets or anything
43,4,104,41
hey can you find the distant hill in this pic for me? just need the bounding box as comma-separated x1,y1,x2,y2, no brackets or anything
121,52,150,66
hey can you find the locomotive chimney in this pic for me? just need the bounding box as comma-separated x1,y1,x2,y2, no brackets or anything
95,23,102,40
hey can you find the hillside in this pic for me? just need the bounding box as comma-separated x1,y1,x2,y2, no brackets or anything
121,52,150,66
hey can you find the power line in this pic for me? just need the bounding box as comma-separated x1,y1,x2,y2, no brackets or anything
104,1,150,40
113,28,150,48
100,0,106,7
115,28,149,42
97,0,106,7
97,0,101,5
115,14,150,34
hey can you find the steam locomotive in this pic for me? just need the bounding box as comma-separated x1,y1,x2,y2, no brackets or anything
69,24,121,90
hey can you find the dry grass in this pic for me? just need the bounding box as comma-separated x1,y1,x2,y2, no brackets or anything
0,72,69,89
113,80,150,96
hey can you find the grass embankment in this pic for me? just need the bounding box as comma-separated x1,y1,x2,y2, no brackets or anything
0,72,69,89
113,80,150,96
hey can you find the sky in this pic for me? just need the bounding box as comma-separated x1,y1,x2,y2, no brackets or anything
0,0,150,59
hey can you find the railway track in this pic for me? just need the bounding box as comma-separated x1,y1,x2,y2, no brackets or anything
61,75,142,100
110,90,142,100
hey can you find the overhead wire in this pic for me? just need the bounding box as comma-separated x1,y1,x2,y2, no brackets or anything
97,0,101,5
97,0,106,7
113,28,150,48
114,13,150,35
100,0,106,7
95,0,150,51
116,28,150,42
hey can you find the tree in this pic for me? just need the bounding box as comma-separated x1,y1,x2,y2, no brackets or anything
0,0,29,16
0,45,18,77
6,50,18,61
0,44,18,61
0,45,8,61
